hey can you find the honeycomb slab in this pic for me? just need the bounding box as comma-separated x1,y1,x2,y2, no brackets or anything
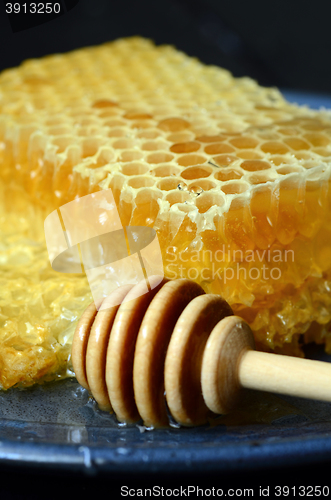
0,37,331,388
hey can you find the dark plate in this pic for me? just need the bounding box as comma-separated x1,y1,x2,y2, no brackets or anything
0,91,331,474
282,90,331,109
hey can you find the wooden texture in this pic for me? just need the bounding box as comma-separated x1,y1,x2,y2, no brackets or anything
133,279,205,428
85,285,134,411
201,316,255,414
165,294,233,425
239,350,331,402
106,278,167,423
72,279,331,428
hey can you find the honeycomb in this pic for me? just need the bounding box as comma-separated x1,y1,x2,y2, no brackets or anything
1,37,331,389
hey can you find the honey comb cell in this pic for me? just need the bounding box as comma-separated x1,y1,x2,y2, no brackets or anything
0,37,331,388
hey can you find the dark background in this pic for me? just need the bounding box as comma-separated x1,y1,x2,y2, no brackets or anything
1,0,331,94
1,0,331,495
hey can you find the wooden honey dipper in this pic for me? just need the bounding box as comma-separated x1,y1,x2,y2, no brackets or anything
72,277,331,428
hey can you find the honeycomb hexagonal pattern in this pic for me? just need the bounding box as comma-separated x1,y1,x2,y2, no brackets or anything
0,37,331,388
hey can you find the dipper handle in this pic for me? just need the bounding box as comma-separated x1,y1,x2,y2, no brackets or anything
201,315,331,414
239,350,331,402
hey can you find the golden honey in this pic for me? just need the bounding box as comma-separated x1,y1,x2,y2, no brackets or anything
0,37,331,388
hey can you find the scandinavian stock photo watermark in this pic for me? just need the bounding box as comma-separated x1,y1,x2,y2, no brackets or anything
44,188,295,306
164,245,294,283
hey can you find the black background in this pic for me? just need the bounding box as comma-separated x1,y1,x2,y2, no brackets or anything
1,0,331,495
1,0,331,93
1,460,331,497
